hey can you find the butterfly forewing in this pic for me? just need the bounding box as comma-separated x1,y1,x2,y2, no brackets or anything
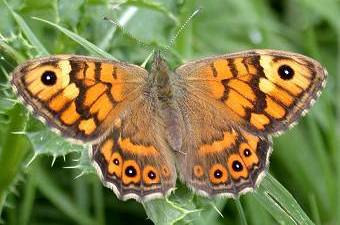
176,49,327,135
11,55,147,143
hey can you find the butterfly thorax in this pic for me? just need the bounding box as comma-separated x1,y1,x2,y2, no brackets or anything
149,52,183,152
150,52,173,104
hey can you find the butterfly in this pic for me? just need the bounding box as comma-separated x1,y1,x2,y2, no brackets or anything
11,49,327,201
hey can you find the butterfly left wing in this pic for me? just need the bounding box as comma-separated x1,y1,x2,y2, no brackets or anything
11,55,146,143
11,55,177,201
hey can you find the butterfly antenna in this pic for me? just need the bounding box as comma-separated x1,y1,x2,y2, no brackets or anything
104,17,154,52
165,7,202,51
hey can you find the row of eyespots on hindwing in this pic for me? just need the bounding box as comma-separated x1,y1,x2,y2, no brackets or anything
192,131,261,184
98,138,170,186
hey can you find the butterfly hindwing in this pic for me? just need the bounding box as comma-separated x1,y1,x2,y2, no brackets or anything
178,127,271,196
91,95,176,201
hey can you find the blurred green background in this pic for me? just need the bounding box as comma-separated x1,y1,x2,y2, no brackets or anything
0,0,339,225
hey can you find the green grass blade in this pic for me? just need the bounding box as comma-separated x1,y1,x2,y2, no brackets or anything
0,104,30,215
235,199,248,225
308,194,321,225
18,175,36,225
3,0,49,55
254,174,315,225
124,0,178,24
244,195,273,225
98,7,138,50
335,29,340,225
32,17,116,60
93,179,105,225
33,160,96,225
0,39,26,64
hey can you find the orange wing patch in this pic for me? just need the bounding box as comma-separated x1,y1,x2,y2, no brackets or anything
225,89,253,117
241,130,260,151
101,139,114,161
227,79,256,101
49,83,79,111
234,58,248,76
84,62,96,81
198,130,237,156
212,59,234,80
119,137,159,156
89,94,113,121
78,118,97,135
193,165,204,178
100,63,115,83
259,78,294,106
60,102,80,125
84,83,107,107
264,96,286,119
250,113,270,130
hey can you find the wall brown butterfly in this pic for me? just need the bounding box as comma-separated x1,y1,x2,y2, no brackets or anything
11,49,327,201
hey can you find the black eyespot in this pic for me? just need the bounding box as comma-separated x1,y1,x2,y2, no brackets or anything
214,169,223,178
148,171,156,180
113,159,119,165
41,71,57,86
232,160,243,172
244,148,252,157
125,166,137,177
278,65,294,80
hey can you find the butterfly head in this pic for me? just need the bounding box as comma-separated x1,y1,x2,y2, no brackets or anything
150,50,171,88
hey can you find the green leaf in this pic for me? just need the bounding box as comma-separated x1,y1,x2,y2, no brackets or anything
143,198,199,225
0,104,30,212
32,160,96,225
254,174,315,225
0,39,26,63
3,0,49,55
124,0,178,24
32,17,116,60
235,199,248,225
26,127,85,157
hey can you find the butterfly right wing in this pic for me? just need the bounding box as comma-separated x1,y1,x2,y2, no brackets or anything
172,49,326,197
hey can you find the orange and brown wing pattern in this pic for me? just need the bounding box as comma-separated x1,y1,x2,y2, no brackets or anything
174,85,271,197
176,49,327,135
177,126,271,197
11,55,147,143
91,99,176,201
